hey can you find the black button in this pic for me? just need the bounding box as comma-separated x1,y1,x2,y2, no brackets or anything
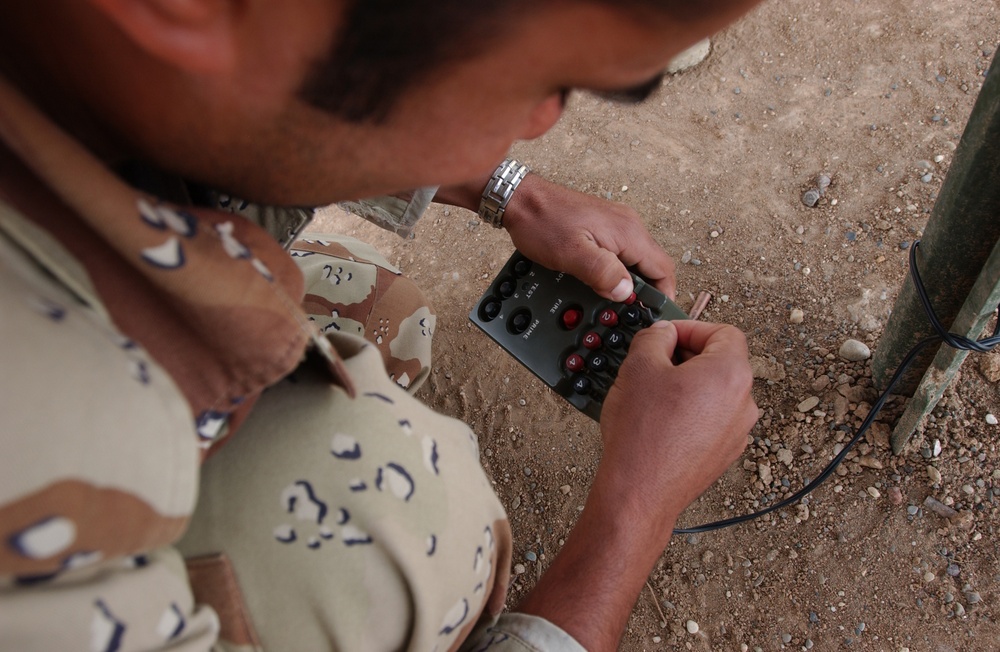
508,308,532,335
479,298,502,322
587,354,608,372
512,258,533,277
606,330,626,349
572,375,591,395
622,305,642,326
496,277,516,299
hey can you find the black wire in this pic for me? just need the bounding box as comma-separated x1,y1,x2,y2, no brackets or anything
673,241,1000,535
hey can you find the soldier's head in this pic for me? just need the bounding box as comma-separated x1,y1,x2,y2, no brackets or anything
0,0,761,203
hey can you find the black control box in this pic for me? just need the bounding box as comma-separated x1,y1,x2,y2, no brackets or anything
469,251,687,421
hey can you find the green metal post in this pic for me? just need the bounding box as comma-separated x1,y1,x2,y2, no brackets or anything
889,239,1000,452
872,54,1000,398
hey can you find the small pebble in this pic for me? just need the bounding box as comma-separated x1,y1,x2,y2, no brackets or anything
781,633,792,644
907,505,919,516
923,571,936,582
789,308,804,324
966,591,982,604
802,189,821,207
947,563,961,577
987,414,998,425
921,173,933,183
867,487,882,499
514,563,526,575
955,603,966,617
686,620,700,634
797,396,821,412
525,551,537,562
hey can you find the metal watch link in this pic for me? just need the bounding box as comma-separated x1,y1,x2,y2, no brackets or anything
478,158,529,228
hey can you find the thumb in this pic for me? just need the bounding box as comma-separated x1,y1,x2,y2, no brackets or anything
574,246,633,302
624,320,679,367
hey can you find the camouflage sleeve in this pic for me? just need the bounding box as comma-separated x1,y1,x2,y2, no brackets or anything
206,186,437,244
460,613,588,652
292,232,435,392
337,186,439,238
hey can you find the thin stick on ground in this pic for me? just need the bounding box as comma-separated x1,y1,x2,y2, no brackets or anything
646,581,667,624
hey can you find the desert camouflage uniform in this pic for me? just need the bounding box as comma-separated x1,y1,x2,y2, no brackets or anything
0,77,584,651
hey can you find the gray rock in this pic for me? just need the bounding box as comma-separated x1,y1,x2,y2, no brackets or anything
802,189,821,207
839,339,871,361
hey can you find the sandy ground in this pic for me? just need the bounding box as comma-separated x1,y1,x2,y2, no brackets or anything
315,1,1000,649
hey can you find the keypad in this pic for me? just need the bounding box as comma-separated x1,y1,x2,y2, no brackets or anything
470,251,687,421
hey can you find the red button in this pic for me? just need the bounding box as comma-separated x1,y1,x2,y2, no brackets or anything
598,309,619,327
582,332,602,350
565,353,585,372
561,308,583,330
624,292,637,305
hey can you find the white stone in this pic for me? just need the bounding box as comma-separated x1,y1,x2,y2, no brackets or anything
686,619,700,634
789,308,804,324
987,413,998,425
839,339,871,361
667,39,711,74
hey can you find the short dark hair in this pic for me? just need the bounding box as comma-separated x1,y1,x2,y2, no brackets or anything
299,0,741,124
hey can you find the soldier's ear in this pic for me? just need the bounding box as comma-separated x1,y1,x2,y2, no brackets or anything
86,0,239,73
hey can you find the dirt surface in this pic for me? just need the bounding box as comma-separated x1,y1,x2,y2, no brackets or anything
315,1,1000,649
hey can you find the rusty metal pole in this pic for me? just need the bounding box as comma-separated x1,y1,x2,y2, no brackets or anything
872,54,1000,406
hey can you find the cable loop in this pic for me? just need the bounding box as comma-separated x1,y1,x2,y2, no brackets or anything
674,239,1000,534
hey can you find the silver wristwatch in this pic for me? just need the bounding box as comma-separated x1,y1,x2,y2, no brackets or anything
478,158,529,228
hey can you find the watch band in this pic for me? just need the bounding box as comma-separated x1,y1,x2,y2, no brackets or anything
478,158,529,228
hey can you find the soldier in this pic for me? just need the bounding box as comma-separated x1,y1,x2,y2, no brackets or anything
0,1,759,650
